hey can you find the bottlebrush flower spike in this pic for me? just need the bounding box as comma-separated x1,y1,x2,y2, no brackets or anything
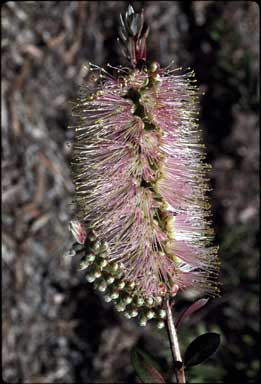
69,5,220,328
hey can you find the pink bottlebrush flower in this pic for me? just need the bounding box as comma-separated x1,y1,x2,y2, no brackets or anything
70,5,220,327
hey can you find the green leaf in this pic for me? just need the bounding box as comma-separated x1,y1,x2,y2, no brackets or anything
131,347,166,383
184,333,221,368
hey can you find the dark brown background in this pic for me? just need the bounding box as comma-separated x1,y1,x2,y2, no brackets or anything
2,1,259,383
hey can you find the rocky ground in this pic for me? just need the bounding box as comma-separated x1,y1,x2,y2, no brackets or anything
2,2,259,383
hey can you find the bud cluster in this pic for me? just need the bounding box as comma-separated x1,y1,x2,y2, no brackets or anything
70,231,167,329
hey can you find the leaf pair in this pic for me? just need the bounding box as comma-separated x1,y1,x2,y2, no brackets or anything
176,298,221,367
131,333,220,383
118,4,149,65
131,298,221,382
119,4,145,39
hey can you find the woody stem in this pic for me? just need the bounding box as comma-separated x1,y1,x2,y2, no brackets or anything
165,298,186,383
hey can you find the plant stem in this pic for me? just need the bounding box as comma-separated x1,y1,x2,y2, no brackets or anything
165,298,186,383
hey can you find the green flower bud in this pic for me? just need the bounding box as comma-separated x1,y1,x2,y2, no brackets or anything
157,321,165,329
158,309,167,319
86,274,96,283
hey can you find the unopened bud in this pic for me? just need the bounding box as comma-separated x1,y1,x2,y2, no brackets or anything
139,317,147,327
157,321,165,329
86,274,96,283
158,309,166,319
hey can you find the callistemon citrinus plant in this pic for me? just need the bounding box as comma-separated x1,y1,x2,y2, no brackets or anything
69,5,220,332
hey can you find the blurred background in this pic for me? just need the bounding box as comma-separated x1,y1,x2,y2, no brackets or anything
2,1,259,383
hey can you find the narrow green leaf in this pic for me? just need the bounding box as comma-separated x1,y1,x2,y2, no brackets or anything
131,347,166,383
184,333,221,368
